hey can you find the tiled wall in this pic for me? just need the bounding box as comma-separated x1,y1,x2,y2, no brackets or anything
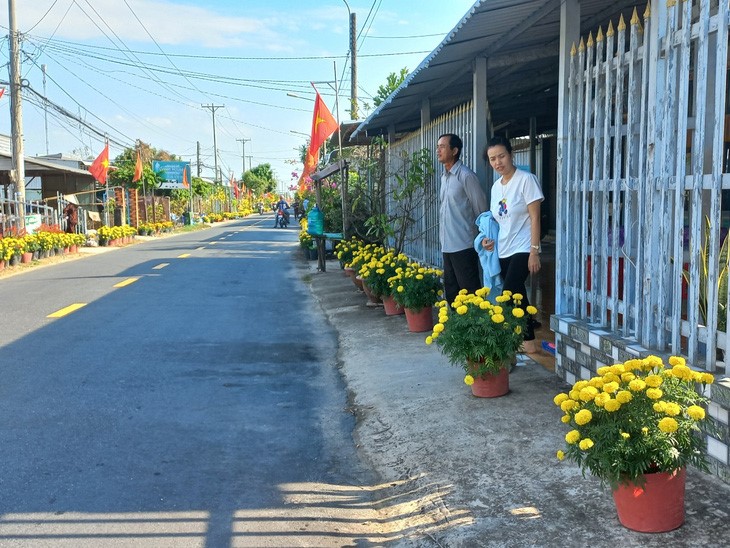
551,314,730,485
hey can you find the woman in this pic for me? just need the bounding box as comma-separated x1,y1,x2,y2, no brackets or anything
481,136,544,352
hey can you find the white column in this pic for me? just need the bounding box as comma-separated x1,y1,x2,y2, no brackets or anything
472,56,488,192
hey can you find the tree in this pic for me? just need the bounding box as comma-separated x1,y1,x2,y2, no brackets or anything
373,67,409,107
243,163,277,196
108,142,180,191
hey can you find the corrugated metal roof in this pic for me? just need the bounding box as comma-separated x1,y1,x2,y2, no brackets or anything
353,0,640,140
0,152,94,177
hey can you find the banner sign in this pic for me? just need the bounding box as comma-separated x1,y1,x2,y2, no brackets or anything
153,161,191,189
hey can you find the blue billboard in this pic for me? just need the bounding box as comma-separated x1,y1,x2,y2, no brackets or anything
152,161,190,190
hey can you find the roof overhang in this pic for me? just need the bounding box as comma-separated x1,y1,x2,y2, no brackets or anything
0,152,95,177
353,0,639,141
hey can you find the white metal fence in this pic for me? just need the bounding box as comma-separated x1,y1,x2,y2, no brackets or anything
389,101,474,267
558,2,730,373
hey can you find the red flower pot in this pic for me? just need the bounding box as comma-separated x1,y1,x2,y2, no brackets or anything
468,364,509,398
404,306,434,332
353,276,364,291
361,281,381,304
612,468,685,532
21,251,33,264
382,295,404,315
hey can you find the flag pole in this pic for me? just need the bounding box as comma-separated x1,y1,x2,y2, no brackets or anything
138,141,149,224
189,164,193,224
103,138,110,227
333,61,347,239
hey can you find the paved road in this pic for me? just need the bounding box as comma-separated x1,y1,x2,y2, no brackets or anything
0,218,378,547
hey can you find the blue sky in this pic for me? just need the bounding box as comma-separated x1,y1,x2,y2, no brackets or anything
0,0,477,192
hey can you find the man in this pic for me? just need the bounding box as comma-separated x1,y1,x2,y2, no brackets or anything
437,133,487,306
274,194,290,226
63,202,78,234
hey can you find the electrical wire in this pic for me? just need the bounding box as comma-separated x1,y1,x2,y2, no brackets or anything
72,0,193,104
17,32,429,61
358,0,383,51
24,0,63,34
122,0,207,100
22,85,130,148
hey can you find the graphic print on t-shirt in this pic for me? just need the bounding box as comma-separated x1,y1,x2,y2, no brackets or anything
498,198,508,217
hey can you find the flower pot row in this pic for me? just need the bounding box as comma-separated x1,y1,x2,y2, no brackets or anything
344,267,437,334
0,243,82,272
333,244,714,534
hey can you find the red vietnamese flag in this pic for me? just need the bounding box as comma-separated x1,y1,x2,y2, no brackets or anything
231,175,240,198
308,91,338,154
182,165,190,188
0,88,5,100
300,90,338,182
132,152,143,182
89,143,110,185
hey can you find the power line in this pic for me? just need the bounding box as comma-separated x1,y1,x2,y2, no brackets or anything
71,0,194,104
122,0,207,99
17,32,430,61
24,0,62,34
20,83,130,148
366,32,447,39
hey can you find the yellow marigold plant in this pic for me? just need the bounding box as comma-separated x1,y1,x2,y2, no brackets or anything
426,288,533,378
335,237,365,268
358,248,408,298
389,262,444,312
554,355,714,487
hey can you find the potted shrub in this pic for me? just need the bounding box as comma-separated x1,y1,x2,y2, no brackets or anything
335,237,365,271
553,355,714,532
358,249,409,315
390,262,443,332
21,234,40,261
426,288,534,397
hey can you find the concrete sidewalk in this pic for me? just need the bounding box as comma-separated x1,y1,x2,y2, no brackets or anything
303,257,730,547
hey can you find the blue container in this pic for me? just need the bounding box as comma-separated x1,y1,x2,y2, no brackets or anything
307,205,324,236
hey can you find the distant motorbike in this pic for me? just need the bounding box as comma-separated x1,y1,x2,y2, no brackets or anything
275,209,289,228
258,203,265,215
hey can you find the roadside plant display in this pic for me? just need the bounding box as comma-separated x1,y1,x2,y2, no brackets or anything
553,355,714,532
0,237,20,262
357,249,409,298
427,288,532,376
390,263,444,312
335,237,365,269
21,234,41,254
554,355,713,486
426,288,533,397
299,218,314,249
349,243,379,276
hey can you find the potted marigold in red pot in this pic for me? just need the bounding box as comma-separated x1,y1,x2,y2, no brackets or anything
389,263,443,332
426,288,533,397
554,355,714,532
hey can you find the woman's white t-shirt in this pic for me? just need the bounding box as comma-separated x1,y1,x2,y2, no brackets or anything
489,168,544,258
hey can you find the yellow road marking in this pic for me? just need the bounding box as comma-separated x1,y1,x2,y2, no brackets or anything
178,253,191,258
47,303,87,318
153,263,169,269
114,277,140,288
195,247,205,251
209,242,217,246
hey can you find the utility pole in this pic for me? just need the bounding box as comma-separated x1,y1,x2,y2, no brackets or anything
201,104,223,183
42,64,49,155
349,12,358,119
236,138,250,176
196,141,201,177
8,0,26,206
